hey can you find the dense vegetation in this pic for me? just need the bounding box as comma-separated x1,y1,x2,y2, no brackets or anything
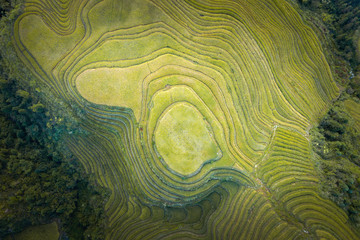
0,1,108,239
298,0,360,227
311,97,360,225
298,0,360,89
299,0,360,63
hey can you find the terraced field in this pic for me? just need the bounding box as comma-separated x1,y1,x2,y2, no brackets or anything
13,0,359,239
4,222,59,240
345,99,360,131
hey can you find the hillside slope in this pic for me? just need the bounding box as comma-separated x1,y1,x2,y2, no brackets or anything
12,0,359,239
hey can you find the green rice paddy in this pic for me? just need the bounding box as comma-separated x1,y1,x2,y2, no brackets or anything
154,102,221,175
345,99,360,131
13,0,359,238
5,222,59,240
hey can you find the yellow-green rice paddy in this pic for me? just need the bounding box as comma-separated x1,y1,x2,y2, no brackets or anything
345,99,360,131
155,102,221,175
13,0,359,239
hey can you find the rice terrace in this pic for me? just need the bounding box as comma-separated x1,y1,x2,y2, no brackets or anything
1,0,360,239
